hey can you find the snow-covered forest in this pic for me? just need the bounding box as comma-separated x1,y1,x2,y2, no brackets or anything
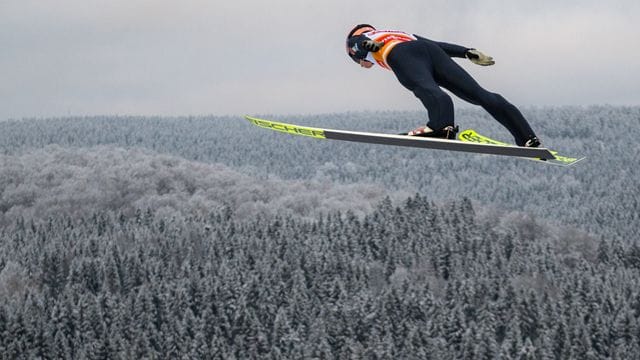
1,106,639,358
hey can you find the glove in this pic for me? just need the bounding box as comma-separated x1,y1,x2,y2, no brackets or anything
465,49,495,66
362,39,384,52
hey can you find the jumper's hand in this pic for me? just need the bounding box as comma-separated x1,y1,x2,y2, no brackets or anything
362,39,384,52
465,49,495,66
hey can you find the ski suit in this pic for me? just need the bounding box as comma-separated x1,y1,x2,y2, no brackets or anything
351,30,537,146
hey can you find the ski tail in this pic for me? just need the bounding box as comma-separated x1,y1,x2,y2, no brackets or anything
458,129,585,166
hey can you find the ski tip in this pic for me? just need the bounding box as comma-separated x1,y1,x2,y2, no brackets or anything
243,115,327,139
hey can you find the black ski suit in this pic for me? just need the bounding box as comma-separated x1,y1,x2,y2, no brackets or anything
381,35,537,145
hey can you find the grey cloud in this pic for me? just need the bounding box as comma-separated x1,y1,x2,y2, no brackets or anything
1,0,638,120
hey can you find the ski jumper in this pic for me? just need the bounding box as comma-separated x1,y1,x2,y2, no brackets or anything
352,30,537,146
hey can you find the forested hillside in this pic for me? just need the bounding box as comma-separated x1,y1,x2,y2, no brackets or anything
1,106,639,358
3,195,640,358
0,146,396,226
1,106,637,240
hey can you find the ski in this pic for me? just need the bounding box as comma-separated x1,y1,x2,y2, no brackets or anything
458,129,585,166
245,116,556,160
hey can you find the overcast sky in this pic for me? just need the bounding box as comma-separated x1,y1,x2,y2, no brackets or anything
1,0,639,120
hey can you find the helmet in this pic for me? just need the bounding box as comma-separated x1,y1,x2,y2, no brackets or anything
347,24,376,39
346,24,376,63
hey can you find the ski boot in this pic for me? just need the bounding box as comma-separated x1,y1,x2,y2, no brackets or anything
523,136,541,148
401,125,459,140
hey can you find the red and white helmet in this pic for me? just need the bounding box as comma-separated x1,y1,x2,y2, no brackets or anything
346,24,375,63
